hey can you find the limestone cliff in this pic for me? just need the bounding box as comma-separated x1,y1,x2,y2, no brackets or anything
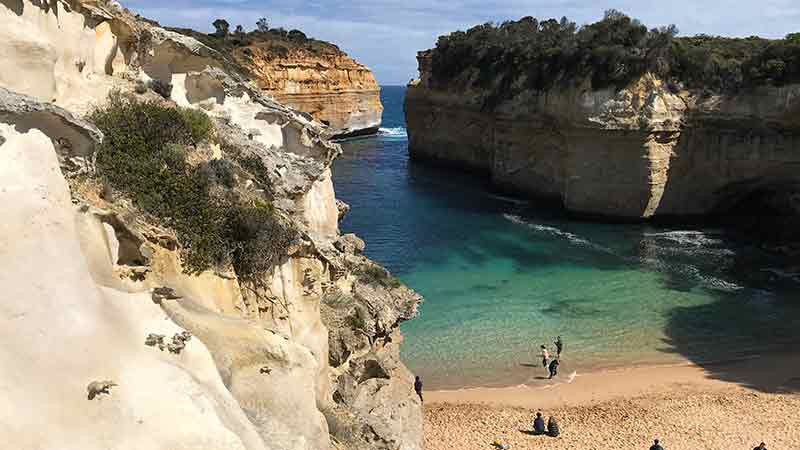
0,2,420,450
406,51,800,221
240,46,383,139
170,27,383,138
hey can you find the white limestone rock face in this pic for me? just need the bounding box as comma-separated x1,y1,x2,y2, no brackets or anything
0,0,125,112
0,122,264,450
0,2,423,450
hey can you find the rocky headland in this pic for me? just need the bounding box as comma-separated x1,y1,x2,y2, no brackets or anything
171,25,383,139
405,13,800,234
0,1,419,449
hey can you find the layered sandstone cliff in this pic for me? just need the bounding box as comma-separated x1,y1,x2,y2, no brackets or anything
170,28,383,138
0,2,420,450
239,46,383,139
406,52,800,220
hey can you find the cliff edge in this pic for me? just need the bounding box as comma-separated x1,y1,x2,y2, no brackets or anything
405,13,800,224
170,26,383,138
0,2,419,449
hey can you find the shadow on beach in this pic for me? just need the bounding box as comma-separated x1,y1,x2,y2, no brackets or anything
655,239,800,393
662,298,800,393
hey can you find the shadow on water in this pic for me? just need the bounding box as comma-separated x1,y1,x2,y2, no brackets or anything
335,85,800,390
653,233,800,393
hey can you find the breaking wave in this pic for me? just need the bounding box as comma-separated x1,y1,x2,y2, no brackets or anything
503,214,613,254
378,127,407,139
643,230,724,247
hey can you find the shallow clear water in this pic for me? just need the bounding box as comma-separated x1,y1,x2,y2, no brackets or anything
332,86,800,389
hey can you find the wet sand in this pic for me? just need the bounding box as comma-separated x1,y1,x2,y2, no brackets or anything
424,353,800,449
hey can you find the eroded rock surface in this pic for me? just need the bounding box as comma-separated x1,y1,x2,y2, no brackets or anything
0,2,421,449
237,47,382,138
167,27,383,138
406,53,800,220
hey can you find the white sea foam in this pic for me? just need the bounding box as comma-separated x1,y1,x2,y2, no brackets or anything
641,230,736,259
378,127,407,138
640,257,744,292
487,193,529,204
643,230,724,247
567,371,577,383
503,214,612,252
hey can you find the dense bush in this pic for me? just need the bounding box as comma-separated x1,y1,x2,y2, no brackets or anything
353,264,402,289
429,10,800,108
91,93,296,279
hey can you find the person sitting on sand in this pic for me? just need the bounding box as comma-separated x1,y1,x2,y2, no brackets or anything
548,357,560,379
532,412,546,435
547,416,560,437
649,439,665,450
554,336,563,357
540,345,549,369
753,442,767,450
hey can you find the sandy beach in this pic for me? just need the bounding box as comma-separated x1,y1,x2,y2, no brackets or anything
423,353,800,449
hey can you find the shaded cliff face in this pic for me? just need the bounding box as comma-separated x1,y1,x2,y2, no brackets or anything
0,2,420,450
406,55,800,221
170,28,383,138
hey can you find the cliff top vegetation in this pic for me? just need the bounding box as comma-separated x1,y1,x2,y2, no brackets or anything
168,17,343,61
427,10,800,108
91,92,297,282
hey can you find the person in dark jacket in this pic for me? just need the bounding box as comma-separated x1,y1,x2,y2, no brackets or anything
649,439,665,450
753,442,767,450
414,376,423,402
532,412,546,435
554,336,563,357
548,358,560,379
547,416,560,437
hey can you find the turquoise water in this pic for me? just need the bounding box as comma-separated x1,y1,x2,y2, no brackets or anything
332,86,800,389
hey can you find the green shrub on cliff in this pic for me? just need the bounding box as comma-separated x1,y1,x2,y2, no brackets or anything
429,10,800,108
354,264,402,289
91,93,296,279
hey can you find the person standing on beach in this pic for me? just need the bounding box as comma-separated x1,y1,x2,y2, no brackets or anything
753,442,767,450
414,376,423,402
548,357,560,379
554,336,563,357
540,345,549,370
649,439,665,450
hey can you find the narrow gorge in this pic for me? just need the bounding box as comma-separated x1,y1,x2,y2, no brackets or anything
0,1,419,449
405,15,800,232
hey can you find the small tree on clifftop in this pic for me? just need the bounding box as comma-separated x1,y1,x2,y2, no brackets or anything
212,19,230,36
256,17,270,33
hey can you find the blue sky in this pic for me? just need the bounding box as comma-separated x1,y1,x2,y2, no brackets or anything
124,0,800,85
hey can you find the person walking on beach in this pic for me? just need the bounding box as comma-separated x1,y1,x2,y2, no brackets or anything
753,442,767,450
540,345,549,370
414,376,423,402
548,357,560,379
532,412,546,435
649,439,665,450
554,336,563,357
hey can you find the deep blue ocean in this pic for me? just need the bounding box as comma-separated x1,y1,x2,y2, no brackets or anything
332,85,800,389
